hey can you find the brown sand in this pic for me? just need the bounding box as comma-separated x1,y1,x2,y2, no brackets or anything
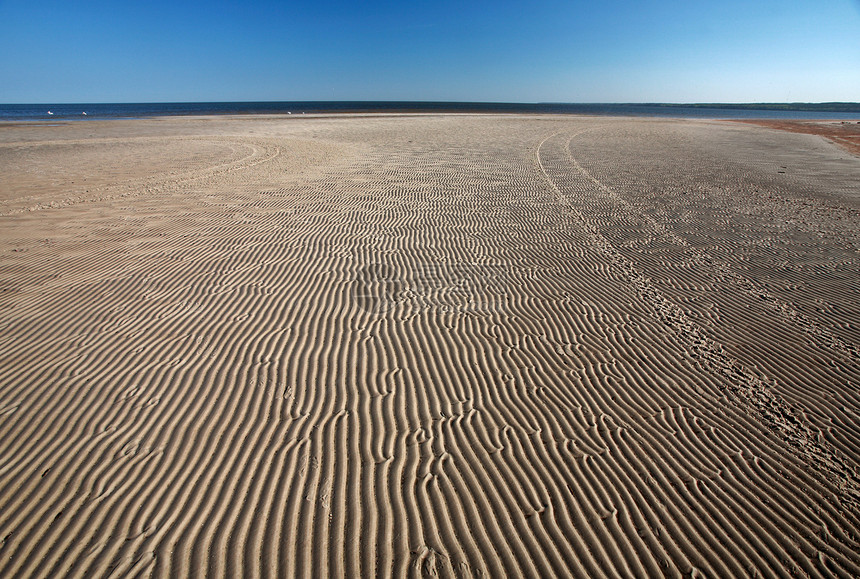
737,119,860,157
1,114,859,576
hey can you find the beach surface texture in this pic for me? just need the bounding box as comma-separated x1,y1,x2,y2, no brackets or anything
1,114,859,577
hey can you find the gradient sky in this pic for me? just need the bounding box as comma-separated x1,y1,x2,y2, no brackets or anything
1,0,858,103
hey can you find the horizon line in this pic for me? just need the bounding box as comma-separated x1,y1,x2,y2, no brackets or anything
3,100,859,106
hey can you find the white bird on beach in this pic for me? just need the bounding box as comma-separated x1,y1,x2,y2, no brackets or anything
82,112,87,116
47,111,53,115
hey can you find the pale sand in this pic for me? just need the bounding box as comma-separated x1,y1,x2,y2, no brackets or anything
1,114,859,577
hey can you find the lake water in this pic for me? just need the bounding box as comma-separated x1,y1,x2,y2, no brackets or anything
2,101,859,121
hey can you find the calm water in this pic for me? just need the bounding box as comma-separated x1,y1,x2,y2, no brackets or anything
2,101,859,122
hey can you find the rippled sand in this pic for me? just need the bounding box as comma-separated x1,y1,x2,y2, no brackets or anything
1,114,859,577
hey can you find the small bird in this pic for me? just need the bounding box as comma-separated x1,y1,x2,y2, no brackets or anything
47,111,53,115
82,112,87,116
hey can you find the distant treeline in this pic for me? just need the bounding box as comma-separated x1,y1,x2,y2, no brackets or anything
650,102,860,113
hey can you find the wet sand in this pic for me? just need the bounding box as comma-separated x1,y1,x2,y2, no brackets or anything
1,114,859,576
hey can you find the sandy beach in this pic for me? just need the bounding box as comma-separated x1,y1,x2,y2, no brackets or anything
1,114,860,577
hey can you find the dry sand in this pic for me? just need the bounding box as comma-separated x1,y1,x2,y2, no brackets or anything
1,114,859,577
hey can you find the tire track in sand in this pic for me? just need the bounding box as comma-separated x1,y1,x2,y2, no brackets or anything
0,137,282,217
536,128,860,512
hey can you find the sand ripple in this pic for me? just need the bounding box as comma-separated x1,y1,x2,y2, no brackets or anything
1,115,859,577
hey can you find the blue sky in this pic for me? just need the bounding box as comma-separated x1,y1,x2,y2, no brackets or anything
1,0,858,103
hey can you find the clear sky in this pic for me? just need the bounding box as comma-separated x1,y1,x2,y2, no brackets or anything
1,0,858,103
